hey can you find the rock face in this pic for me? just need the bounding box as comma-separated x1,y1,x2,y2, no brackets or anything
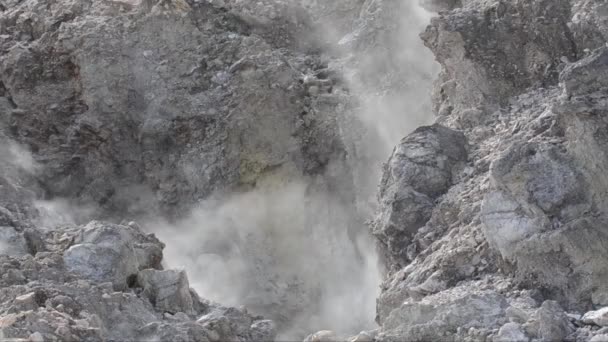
0,0,413,339
367,0,608,341
372,124,467,267
4,0,608,341
0,0,350,220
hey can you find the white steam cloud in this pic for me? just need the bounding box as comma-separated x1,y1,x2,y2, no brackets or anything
148,181,380,339
149,0,438,339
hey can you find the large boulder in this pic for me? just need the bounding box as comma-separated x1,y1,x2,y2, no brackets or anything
64,221,164,289
137,269,194,314
372,124,467,267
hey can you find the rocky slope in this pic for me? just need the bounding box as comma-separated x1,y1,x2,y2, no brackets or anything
0,0,419,339
3,0,608,341
367,0,608,341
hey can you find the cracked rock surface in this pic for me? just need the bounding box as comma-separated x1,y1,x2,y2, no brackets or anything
4,0,608,341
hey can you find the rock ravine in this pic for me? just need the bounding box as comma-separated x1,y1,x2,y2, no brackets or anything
2,0,608,341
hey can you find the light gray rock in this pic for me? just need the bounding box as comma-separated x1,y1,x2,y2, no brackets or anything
561,48,608,97
378,285,508,341
372,124,467,267
421,0,576,122
583,307,608,327
250,319,277,342
592,334,608,342
536,301,574,341
64,222,141,289
0,226,28,257
137,269,194,314
494,322,528,342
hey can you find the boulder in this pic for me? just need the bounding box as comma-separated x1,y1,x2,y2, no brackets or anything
250,320,277,342
378,288,508,341
137,269,194,314
536,301,574,341
583,307,608,327
372,124,467,266
64,221,163,289
494,322,529,342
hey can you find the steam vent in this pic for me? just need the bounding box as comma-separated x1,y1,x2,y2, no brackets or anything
2,0,608,341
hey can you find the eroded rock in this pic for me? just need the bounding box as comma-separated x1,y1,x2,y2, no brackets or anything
137,269,194,314
373,124,467,267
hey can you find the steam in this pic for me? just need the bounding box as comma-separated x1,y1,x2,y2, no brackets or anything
0,240,7,255
148,180,381,338
148,0,437,338
33,199,96,228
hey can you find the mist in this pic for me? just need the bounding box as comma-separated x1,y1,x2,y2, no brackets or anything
147,0,438,339
147,180,380,338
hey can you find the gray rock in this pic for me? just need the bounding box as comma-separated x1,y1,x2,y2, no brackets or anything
536,301,574,341
250,320,277,342
583,307,608,327
0,226,28,257
494,323,528,342
372,124,467,266
64,222,141,289
592,334,608,342
378,285,508,341
137,269,194,314
561,48,608,97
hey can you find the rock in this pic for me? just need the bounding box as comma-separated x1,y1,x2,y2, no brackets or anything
494,322,528,342
305,330,341,342
561,48,608,97
348,330,376,342
421,0,576,120
250,320,277,342
29,332,44,342
536,301,574,341
22,229,46,255
136,269,194,314
197,306,254,339
63,221,166,290
592,334,608,342
583,307,608,327
481,142,587,259
64,237,139,290
372,124,467,266
0,206,16,227
0,226,28,257
13,292,40,312
379,286,508,341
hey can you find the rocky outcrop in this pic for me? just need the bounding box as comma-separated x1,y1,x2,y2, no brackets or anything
0,0,371,337
0,221,269,341
368,0,608,341
372,124,467,268
0,0,350,220
5,0,608,340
